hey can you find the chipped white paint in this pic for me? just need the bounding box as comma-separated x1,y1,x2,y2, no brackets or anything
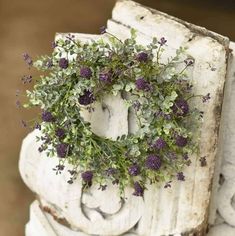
19,0,232,235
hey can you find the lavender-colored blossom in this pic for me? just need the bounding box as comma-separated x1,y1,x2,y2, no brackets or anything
80,67,92,79
145,154,162,170
199,156,207,167
59,58,69,69
34,123,41,130
79,90,95,106
136,52,148,62
135,78,151,91
184,58,194,66
133,100,141,111
172,99,189,116
133,182,144,197
202,93,211,103
51,41,57,49
175,135,188,147
55,128,66,139
16,100,21,108
42,111,55,122
46,59,53,68
56,143,69,158
21,75,32,84
99,71,112,83
100,26,106,34
177,172,185,181
153,138,166,150
183,153,189,160
158,37,167,46
22,53,33,66
167,152,177,160
128,164,140,176
81,171,93,183
106,168,117,176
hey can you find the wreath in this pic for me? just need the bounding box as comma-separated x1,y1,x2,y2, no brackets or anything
21,28,210,196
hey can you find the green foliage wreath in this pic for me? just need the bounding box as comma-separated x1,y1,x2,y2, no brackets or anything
22,29,209,196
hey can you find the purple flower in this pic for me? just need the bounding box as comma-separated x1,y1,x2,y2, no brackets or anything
99,71,112,83
133,100,141,111
59,58,69,69
158,37,167,46
51,41,57,49
177,172,185,181
136,52,148,62
184,58,194,66
22,53,33,66
16,100,21,108
145,154,162,170
56,143,69,158
81,171,93,183
202,93,211,103
175,135,188,147
55,128,65,139
153,138,166,149
46,59,53,68
80,67,92,79
42,111,55,122
79,90,95,106
21,75,32,84
172,99,189,116
199,156,207,167
135,78,151,91
128,164,140,176
100,26,106,34
34,123,41,130
133,182,144,197
106,168,117,176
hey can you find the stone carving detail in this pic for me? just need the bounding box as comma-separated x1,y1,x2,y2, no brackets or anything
19,1,232,235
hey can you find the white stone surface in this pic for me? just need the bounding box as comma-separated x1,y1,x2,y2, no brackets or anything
19,1,233,235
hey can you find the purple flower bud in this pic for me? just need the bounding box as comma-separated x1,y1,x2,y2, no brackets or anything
202,93,211,103
21,75,32,84
172,99,189,116
34,123,41,130
136,52,148,62
135,78,151,91
153,138,166,149
41,111,55,122
56,143,69,158
177,172,185,181
81,171,93,183
133,182,144,197
16,100,21,108
55,128,66,139
145,154,162,170
100,26,106,34
106,168,117,176
199,156,207,167
184,58,194,66
79,90,95,106
158,37,167,46
99,72,112,83
128,164,140,176
80,67,92,79
22,53,33,66
51,41,57,49
175,135,188,147
46,59,53,68
59,58,69,69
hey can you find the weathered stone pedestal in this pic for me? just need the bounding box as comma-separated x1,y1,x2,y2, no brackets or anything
19,1,235,235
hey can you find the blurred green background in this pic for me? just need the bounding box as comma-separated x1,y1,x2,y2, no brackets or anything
0,0,234,235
